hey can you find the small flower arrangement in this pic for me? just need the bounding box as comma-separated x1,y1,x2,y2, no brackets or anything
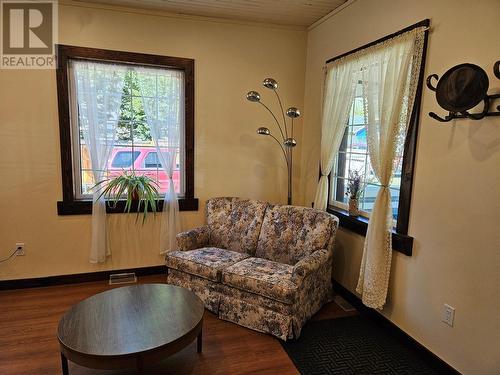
346,170,364,200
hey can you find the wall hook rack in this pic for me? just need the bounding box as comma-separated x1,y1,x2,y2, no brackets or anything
426,62,500,122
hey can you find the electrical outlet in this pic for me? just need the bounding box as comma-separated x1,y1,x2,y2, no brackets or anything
15,243,25,256
442,304,455,326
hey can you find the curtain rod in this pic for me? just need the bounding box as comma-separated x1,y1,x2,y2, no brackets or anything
325,19,430,65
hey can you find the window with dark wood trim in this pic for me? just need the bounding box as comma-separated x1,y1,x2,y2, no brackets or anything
324,19,430,256
56,45,197,215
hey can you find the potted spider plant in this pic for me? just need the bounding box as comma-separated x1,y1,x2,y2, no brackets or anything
346,170,364,217
93,170,159,224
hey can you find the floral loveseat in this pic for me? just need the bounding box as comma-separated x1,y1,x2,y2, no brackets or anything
165,197,339,340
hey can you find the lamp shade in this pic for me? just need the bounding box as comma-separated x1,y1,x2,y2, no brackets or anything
262,78,278,90
286,107,301,118
257,127,271,135
246,91,261,102
284,137,297,147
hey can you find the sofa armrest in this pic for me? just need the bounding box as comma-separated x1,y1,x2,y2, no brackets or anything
291,248,331,284
176,226,210,251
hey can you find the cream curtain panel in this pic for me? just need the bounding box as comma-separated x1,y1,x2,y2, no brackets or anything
315,26,425,308
71,60,127,263
137,67,183,254
313,61,359,210
355,28,426,309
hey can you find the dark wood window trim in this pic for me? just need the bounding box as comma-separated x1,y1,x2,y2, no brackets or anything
324,19,430,256
55,45,197,215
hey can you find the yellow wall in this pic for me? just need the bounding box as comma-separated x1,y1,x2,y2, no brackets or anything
0,1,306,280
300,0,500,374
2,0,499,372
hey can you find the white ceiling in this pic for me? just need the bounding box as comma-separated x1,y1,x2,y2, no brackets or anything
79,0,348,27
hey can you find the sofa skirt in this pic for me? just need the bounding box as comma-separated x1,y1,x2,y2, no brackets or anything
166,268,331,341
218,295,300,340
167,269,221,313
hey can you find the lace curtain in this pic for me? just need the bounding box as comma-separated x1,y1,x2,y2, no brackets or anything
315,27,425,308
313,60,359,210
71,60,127,263
355,28,426,309
137,67,183,253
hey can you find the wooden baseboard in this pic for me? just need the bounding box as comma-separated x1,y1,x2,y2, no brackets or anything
0,266,165,291
332,280,461,375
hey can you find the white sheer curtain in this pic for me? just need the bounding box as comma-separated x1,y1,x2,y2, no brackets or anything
313,60,359,210
356,28,426,309
137,67,183,254
71,60,127,263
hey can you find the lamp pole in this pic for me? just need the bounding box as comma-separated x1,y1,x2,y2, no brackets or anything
247,78,301,205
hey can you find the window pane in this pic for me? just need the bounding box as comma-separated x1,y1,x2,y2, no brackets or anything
144,152,161,168
333,176,348,205
391,188,401,221
345,152,366,175
350,97,364,125
350,126,367,152
110,151,140,168
80,144,94,196
359,183,379,213
107,146,181,195
135,71,156,97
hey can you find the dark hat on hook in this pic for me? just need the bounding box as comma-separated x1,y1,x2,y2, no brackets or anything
435,63,489,113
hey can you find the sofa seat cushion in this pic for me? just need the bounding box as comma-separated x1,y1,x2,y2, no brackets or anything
222,257,298,304
165,247,250,282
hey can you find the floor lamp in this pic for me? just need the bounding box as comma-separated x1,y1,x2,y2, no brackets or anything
246,78,300,205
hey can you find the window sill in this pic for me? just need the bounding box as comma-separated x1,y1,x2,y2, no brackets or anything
327,206,413,256
57,198,198,215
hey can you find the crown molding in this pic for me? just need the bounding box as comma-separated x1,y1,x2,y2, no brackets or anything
60,0,307,32
308,0,358,31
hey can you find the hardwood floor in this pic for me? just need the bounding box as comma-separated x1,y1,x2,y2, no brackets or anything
0,275,355,375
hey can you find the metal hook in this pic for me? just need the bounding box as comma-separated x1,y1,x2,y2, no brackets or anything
429,112,453,122
461,98,490,120
426,74,439,91
427,62,500,122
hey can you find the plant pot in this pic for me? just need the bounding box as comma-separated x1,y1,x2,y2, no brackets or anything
348,198,359,217
130,189,140,201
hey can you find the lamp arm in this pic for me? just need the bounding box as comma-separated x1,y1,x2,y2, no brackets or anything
258,101,286,141
273,90,289,138
269,133,290,168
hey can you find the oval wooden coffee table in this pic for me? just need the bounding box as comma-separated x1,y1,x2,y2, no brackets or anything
57,284,204,374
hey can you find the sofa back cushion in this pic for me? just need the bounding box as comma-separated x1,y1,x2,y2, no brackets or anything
255,205,337,265
206,197,233,249
206,197,269,256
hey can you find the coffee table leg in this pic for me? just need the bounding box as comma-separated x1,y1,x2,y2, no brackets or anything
60,353,69,375
197,328,203,353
